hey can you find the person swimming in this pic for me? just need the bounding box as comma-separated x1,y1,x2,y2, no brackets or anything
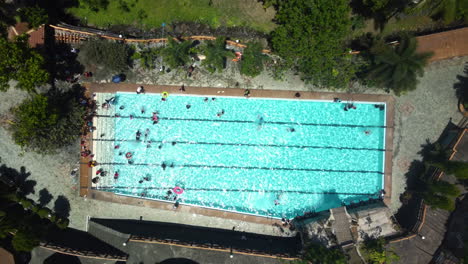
136,130,142,141
152,112,159,124
257,115,265,130
217,109,225,117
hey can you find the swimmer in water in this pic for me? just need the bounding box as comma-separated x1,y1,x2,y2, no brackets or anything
257,115,265,130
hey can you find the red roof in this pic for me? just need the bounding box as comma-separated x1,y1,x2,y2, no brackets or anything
7,22,45,48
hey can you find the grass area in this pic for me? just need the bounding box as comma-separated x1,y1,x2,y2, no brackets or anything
352,14,440,38
67,0,276,33
381,15,439,36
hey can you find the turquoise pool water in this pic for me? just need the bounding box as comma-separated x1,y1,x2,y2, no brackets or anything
93,92,386,219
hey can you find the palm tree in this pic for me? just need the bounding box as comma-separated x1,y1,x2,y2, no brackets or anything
201,37,233,73
367,34,432,95
161,38,193,69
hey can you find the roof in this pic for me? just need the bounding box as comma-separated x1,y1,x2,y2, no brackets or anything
7,22,45,48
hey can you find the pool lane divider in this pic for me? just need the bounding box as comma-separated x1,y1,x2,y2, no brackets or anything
93,138,386,152
93,186,380,196
95,114,389,129
96,162,383,174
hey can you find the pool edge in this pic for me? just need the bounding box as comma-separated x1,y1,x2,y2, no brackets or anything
80,83,395,222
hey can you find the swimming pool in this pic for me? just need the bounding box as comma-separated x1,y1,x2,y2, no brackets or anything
92,92,386,219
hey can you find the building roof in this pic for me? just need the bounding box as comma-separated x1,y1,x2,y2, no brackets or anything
7,22,45,48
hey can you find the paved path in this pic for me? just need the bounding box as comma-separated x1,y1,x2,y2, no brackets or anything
417,27,468,62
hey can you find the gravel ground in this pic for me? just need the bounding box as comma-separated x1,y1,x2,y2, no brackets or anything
0,57,466,236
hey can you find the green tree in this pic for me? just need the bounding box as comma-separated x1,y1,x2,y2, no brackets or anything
428,181,461,196
361,237,399,264
424,192,455,211
293,243,347,264
12,94,58,151
432,160,468,180
133,47,161,70
18,6,48,29
11,230,40,252
0,167,70,252
240,42,266,77
80,38,131,72
201,37,233,73
161,38,193,69
0,36,49,92
270,0,353,88
367,34,432,95
422,178,459,211
11,88,86,154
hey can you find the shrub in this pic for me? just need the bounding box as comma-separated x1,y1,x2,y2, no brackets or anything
294,243,346,264
201,37,233,73
361,237,399,264
240,42,265,77
424,193,455,211
80,38,131,72
161,38,193,68
11,230,40,252
133,47,161,70
429,181,461,197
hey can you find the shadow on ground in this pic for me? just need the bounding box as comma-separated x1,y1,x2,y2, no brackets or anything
0,164,36,195
39,188,54,206
54,195,71,218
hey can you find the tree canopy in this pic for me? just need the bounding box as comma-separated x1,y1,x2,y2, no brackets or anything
80,38,131,72
18,6,48,29
201,37,233,73
11,87,86,154
412,0,468,24
270,0,353,88
161,38,193,69
240,42,266,77
0,170,69,252
361,237,399,264
0,35,50,93
293,243,347,264
367,34,432,95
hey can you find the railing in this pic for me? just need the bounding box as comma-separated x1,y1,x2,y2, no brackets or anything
49,24,271,53
40,241,128,261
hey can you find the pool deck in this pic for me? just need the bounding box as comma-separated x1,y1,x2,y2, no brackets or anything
80,83,395,223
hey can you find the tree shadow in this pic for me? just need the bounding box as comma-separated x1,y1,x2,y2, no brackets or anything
38,188,54,207
54,195,71,219
50,42,85,82
0,164,36,195
453,64,468,103
37,0,80,25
